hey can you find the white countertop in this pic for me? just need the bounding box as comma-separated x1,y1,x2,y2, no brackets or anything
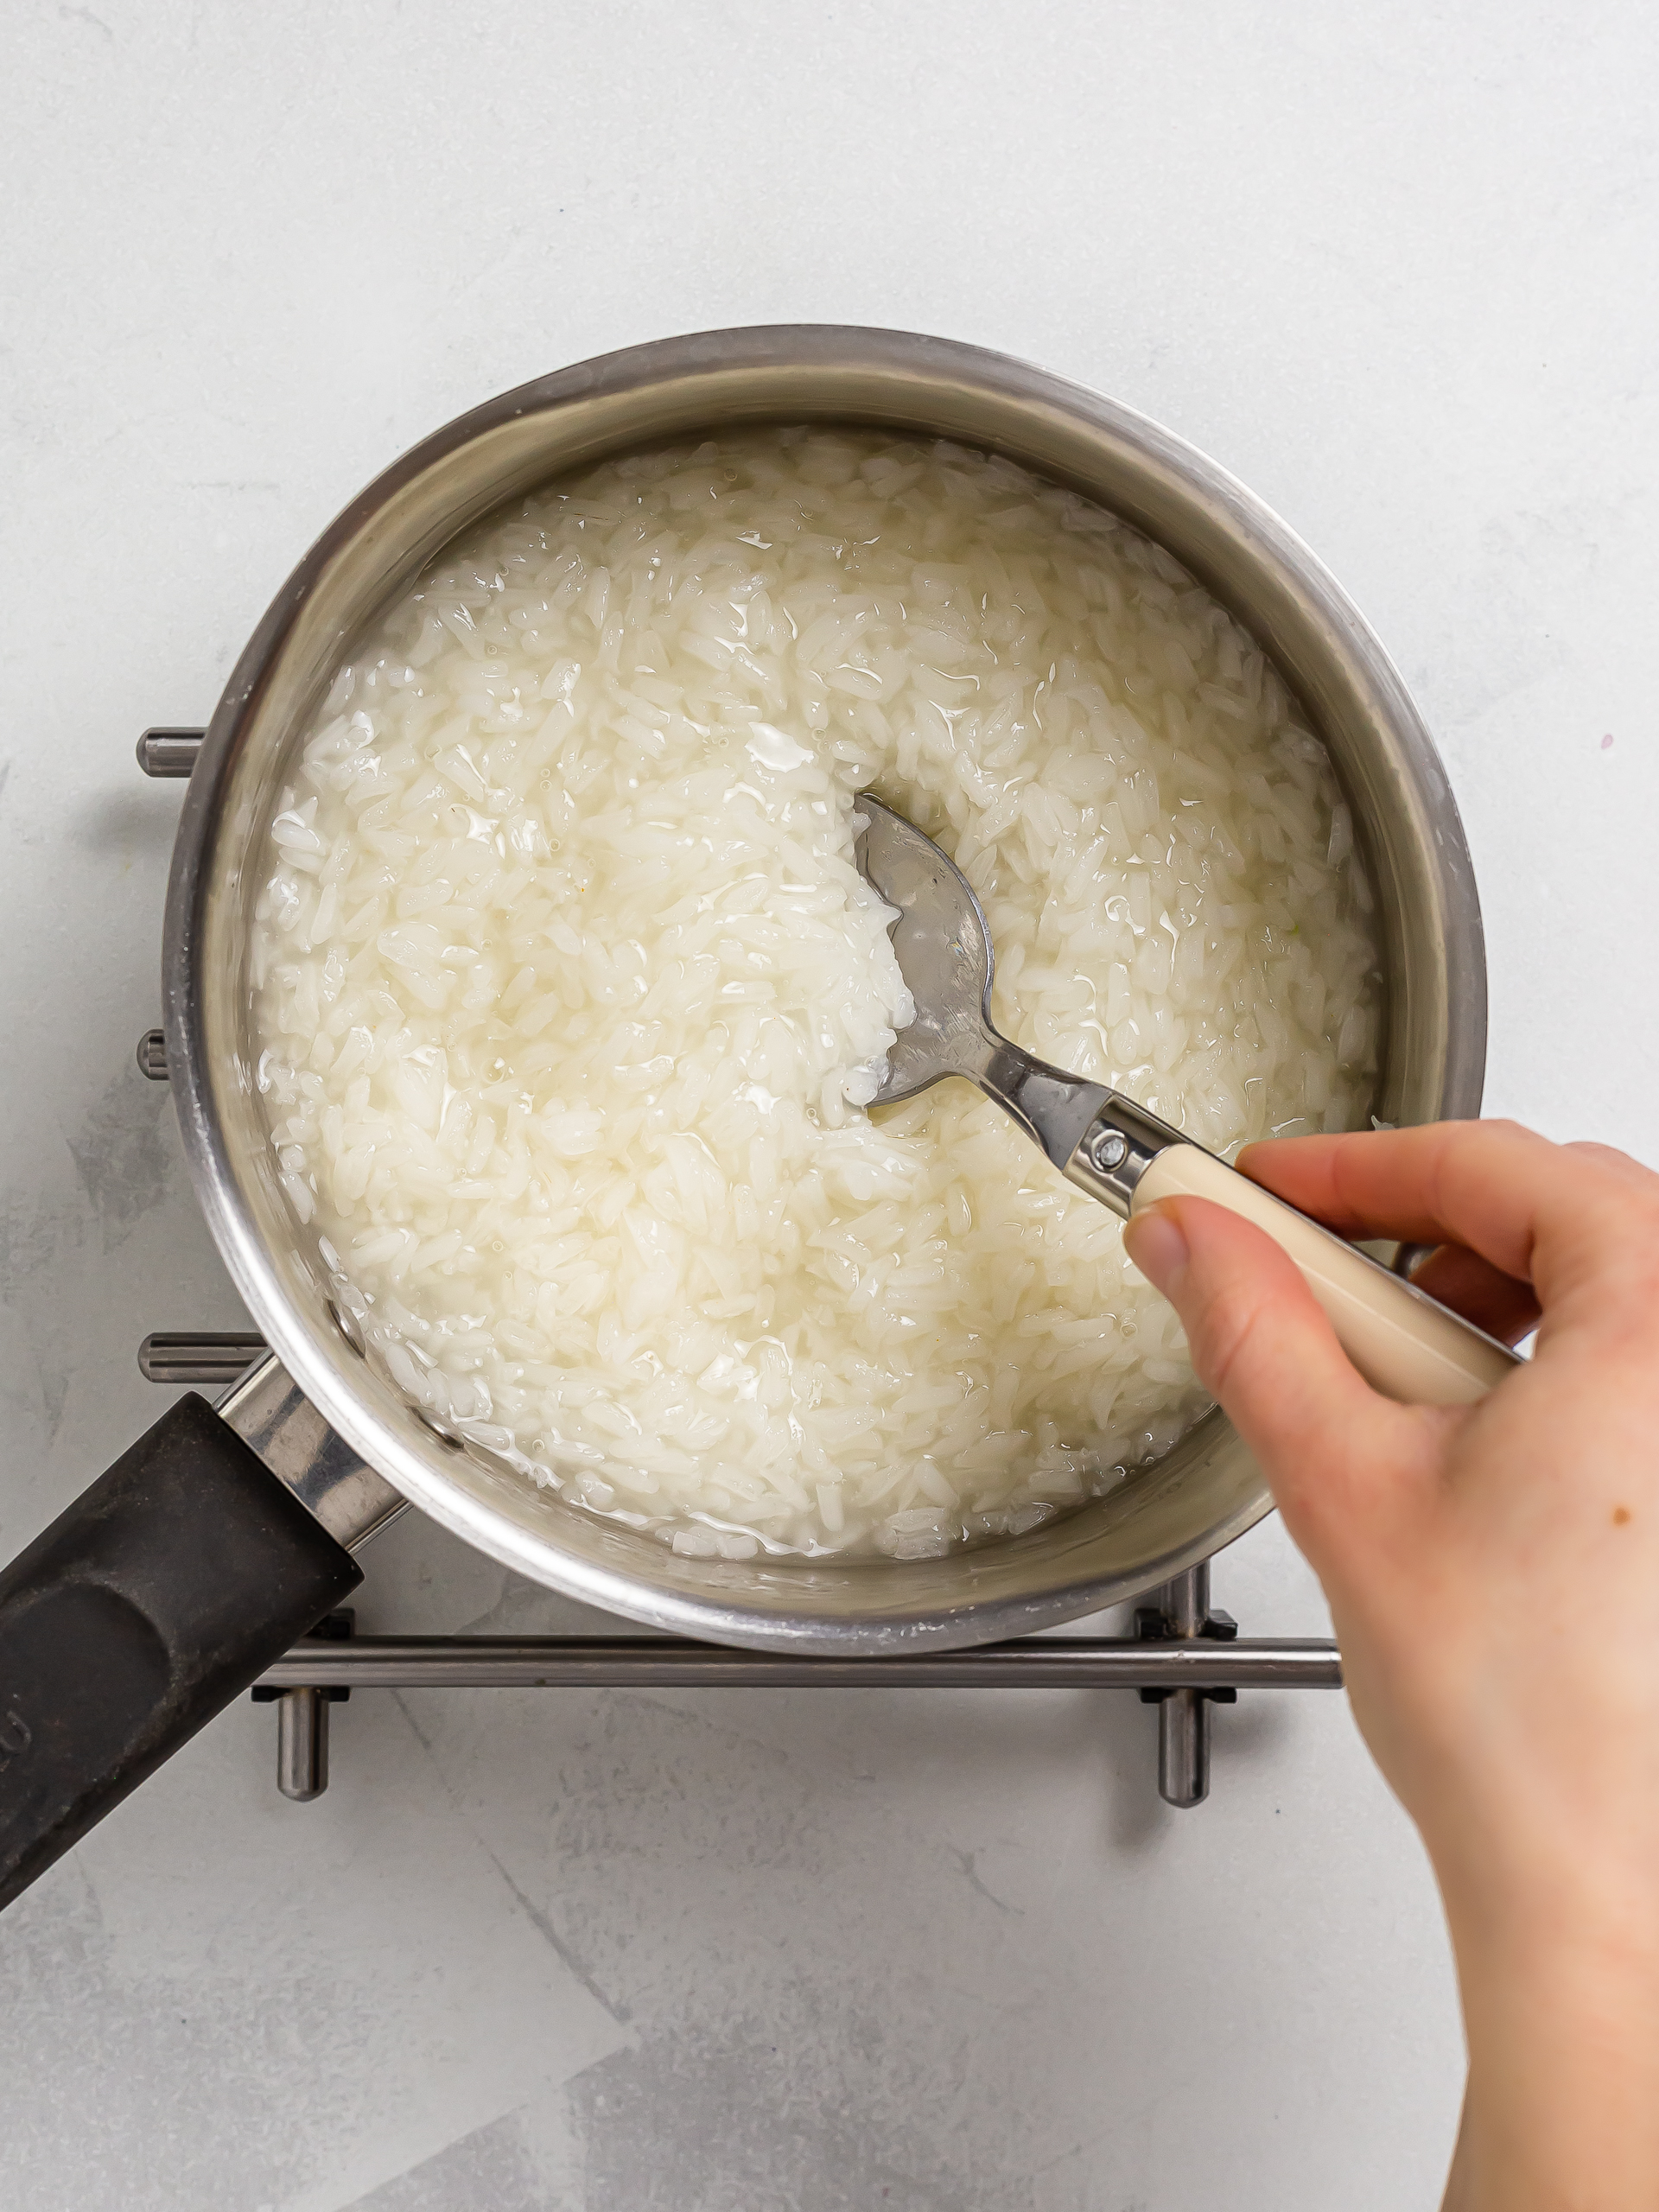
3,4,1656,2206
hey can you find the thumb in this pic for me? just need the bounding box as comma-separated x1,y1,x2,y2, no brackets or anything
1122,1195,1422,1535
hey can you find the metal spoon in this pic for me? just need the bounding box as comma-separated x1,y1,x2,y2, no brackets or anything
853,792,1516,1406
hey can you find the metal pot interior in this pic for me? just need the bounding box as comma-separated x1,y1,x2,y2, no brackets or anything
164,327,1485,1652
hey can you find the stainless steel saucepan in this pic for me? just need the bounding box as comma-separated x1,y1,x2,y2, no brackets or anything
0,327,1488,1908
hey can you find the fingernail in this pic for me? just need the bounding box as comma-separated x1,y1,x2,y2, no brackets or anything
1123,1205,1190,1293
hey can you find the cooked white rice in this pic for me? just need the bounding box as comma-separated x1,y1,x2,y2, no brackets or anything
250,429,1381,1560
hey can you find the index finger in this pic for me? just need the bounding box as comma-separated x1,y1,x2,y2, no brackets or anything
1236,1121,1659,1306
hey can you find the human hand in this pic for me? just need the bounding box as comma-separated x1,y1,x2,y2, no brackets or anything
1122,1122,1659,2212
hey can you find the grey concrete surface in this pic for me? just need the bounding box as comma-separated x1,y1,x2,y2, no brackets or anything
3,2,1656,2205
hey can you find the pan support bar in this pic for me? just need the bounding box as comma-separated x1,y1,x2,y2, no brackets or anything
245,1618,1341,1806
137,727,205,777
251,1612,355,1802
140,1331,265,1384
254,1627,1341,1695
1136,1560,1240,1808
134,1336,1342,1808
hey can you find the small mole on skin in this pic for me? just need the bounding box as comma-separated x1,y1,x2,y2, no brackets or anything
1613,1505,1632,1525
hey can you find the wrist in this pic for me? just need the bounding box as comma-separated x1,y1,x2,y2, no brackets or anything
1440,1879,1659,2209
1439,1836,1659,1982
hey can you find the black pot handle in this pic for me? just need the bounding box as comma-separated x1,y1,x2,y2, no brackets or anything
0,1392,363,1910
